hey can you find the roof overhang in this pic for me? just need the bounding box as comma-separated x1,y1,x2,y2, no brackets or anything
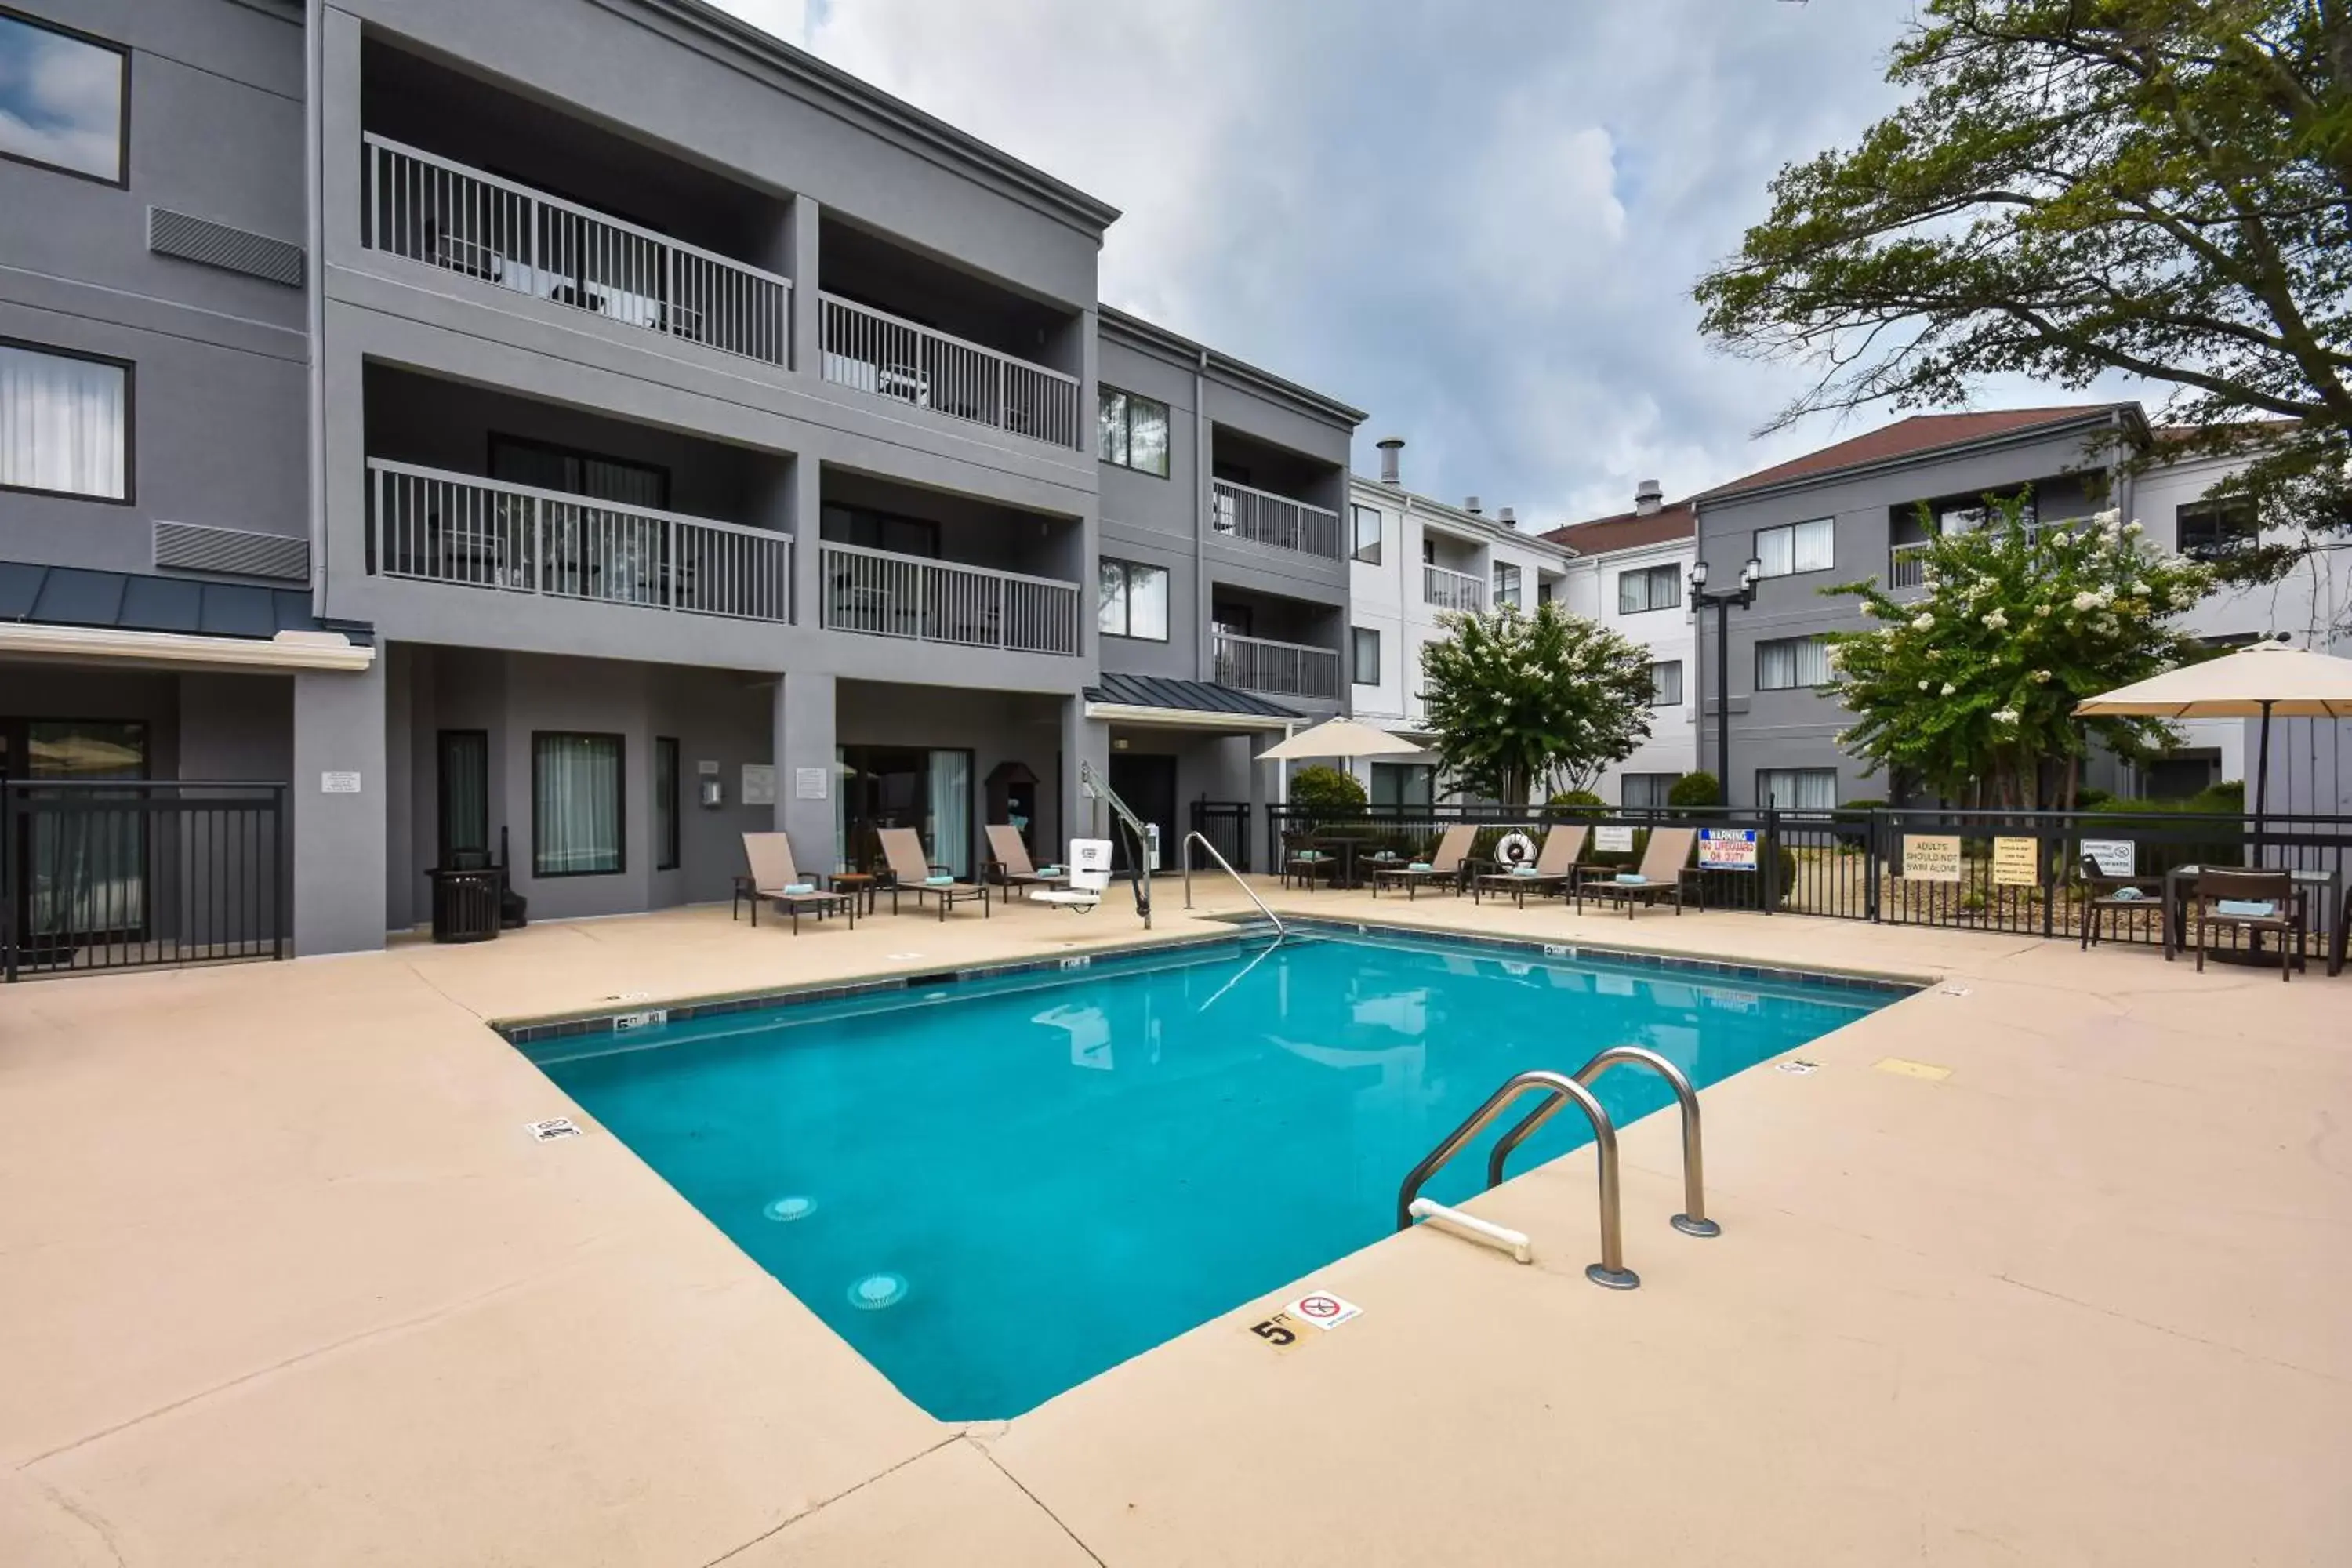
0,623,376,672
1087,701,1298,731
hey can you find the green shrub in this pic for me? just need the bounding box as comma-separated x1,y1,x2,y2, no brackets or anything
1839,797,1886,811
1546,789,1606,818
1667,771,1720,808
2074,786,2114,809
1290,765,1367,821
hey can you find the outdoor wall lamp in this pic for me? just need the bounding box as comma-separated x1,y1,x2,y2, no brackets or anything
1689,555,1765,802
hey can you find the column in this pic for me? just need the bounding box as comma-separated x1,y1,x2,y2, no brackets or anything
789,453,822,633
786,191,821,377
291,653,388,956
774,670,838,871
1058,692,1109,854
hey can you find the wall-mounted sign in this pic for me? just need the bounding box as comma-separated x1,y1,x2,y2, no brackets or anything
793,766,829,800
321,771,361,794
1594,825,1635,854
1697,828,1757,870
741,764,777,806
1991,837,2041,887
1903,833,1963,882
2080,838,2136,877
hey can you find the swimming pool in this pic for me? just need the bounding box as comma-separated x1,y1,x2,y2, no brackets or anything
521,929,1896,1418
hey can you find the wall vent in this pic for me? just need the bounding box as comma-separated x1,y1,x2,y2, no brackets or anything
147,206,305,288
154,521,310,583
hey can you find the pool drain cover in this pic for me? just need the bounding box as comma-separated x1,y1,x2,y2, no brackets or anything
764,1195,817,1222
848,1272,909,1310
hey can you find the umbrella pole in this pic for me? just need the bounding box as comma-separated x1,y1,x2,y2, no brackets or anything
2253,699,2273,866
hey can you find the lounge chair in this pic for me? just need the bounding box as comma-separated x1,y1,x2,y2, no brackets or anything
876,827,991,920
736,832,856,933
1473,825,1589,908
1370,824,1475,899
1573,826,1701,918
2190,867,2304,981
985,824,1067,892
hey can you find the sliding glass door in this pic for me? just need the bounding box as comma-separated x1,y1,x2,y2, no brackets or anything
1,718,150,949
836,746,975,878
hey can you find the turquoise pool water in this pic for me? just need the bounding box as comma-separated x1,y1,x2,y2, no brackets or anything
525,931,1892,1418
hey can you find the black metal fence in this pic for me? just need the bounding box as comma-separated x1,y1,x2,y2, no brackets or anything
1251,800,2352,949
2,781,290,981
1188,801,1252,873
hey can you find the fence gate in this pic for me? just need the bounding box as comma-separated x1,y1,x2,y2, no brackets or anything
1190,801,1251,872
2,781,290,980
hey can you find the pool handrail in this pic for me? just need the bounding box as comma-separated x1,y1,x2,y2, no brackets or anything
1396,1069,1636,1290
1486,1044,1719,1239
1178,830,1285,937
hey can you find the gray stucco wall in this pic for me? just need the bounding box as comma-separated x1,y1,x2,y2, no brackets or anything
0,0,307,577
1693,423,2124,805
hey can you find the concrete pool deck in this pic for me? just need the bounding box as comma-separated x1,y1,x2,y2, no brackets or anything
1,886,2345,1565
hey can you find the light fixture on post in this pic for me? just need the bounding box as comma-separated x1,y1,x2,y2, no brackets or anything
1689,554,1762,804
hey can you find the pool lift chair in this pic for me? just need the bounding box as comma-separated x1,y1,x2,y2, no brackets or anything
1036,759,1158,926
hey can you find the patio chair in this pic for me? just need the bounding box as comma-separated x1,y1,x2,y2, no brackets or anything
1370,824,1476,899
985,823,1067,892
2077,851,2161,950
1280,834,1341,891
1573,826,1701,919
2190,867,2304,981
737,833,856,934
1473,825,1589,909
876,827,991,920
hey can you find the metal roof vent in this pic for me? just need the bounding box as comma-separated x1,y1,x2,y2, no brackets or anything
1376,437,1404,485
1464,495,1481,514
1635,479,1664,516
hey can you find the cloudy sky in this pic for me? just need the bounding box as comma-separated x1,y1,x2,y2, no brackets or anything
711,0,2127,528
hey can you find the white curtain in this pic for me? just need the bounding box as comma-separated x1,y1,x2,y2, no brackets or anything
1760,769,1838,811
0,345,127,499
927,750,971,877
534,734,622,874
1759,637,1830,690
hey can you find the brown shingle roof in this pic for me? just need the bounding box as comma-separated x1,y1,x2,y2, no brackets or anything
1540,502,1695,556
1697,405,2133,500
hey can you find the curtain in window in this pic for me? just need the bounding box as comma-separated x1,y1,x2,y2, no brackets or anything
534,734,622,875
1126,564,1168,639
834,746,848,872
1759,769,1838,811
1759,637,1828,689
1791,517,1835,572
1128,398,1168,476
1622,773,1679,808
1098,559,1129,634
927,750,971,877
1,346,127,499
437,731,490,865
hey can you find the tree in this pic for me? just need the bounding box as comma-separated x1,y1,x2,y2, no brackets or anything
1417,601,1657,806
1820,492,2215,808
1693,0,2352,576
1289,764,1367,821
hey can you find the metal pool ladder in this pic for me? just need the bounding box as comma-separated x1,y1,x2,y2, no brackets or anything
1396,1046,1719,1290
1178,829,1284,937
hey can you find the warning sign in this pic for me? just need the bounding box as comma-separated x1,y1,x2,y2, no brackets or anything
1902,833,1962,883
1991,836,2040,887
1283,1291,1363,1330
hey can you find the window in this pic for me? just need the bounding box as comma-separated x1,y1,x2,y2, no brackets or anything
1756,635,1831,691
532,732,624,877
1351,503,1383,564
2177,499,2259,562
1493,561,1522,609
1537,579,1553,604
1757,768,1838,811
0,340,130,501
654,736,680,871
1370,761,1435,811
1647,659,1684,707
488,434,667,508
1351,626,1380,686
0,11,127,186
1617,563,1681,614
1421,537,1436,566
1621,772,1680,808
1097,385,1170,477
1098,557,1169,641
1755,517,1835,578
435,731,489,868
819,503,940,558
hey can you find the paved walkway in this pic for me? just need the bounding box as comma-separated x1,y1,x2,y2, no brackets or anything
2,887,2344,1565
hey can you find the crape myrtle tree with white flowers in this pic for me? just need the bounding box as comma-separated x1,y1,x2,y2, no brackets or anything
1418,600,1657,807
1820,492,2215,810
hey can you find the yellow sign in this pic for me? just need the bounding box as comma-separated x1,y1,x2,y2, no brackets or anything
1903,833,1962,883
1875,1057,1954,1082
1991,836,2041,887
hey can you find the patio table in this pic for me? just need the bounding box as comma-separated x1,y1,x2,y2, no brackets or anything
2161,864,2344,977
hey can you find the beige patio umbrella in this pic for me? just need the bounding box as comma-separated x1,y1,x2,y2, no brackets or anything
1256,717,1428,763
2074,636,2352,841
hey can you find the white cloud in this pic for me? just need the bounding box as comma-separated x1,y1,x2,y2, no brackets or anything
706,0,2139,529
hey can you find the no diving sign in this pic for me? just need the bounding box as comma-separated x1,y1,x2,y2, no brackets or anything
1245,1290,1363,1351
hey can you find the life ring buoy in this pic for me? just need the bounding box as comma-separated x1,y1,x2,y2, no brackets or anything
1495,830,1538,868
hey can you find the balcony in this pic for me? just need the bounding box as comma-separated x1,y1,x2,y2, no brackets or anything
366,459,791,622
1422,563,1486,613
1214,632,1341,701
818,543,1081,655
361,134,792,367
1887,518,2087,590
1210,480,1343,561
818,293,1082,449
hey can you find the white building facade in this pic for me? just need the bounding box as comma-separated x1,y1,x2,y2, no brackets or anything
1548,483,1701,806
1345,441,1571,806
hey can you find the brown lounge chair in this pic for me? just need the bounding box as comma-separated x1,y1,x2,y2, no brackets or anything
737,832,856,933
2191,867,2305,982
1474,825,1589,908
985,824,1066,892
877,827,991,920
1370,824,1476,899
1573,826,1701,918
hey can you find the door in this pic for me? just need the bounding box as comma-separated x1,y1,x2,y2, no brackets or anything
1108,754,1177,874
1,718,151,956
